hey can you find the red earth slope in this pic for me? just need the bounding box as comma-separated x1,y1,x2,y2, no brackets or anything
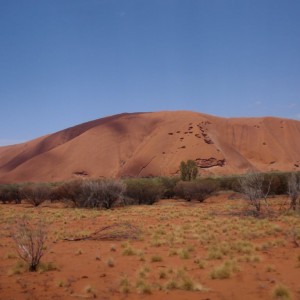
1,111,300,183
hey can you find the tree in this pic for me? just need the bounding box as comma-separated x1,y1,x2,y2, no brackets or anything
180,160,198,181
288,173,300,211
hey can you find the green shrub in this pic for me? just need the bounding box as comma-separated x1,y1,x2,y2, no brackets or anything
78,179,125,208
159,177,180,198
264,172,289,195
124,178,162,205
21,183,50,207
174,179,218,202
53,179,125,209
0,184,22,204
218,176,240,192
52,180,84,205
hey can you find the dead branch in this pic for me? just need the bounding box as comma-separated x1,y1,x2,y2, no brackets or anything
63,222,141,241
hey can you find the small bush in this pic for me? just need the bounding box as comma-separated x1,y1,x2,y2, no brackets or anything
56,179,125,208
12,216,47,272
151,255,162,262
174,179,218,202
272,284,292,299
136,279,152,294
119,276,131,294
218,176,240,192
122,246,136,256
124,178,162,205
159,177,180,198
21,183,50,207
0,184,22,204
79,179,126,209
106,257,115,267
53,180,84,205
265,172,289,196
210,260,238,279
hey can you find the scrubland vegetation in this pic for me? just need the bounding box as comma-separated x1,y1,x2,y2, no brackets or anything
0,169,298,211
0,168,300,299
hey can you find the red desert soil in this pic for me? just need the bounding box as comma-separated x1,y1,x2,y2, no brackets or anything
1,111,300,183
1,194,300,300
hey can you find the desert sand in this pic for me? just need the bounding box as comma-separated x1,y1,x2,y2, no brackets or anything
0,195,299,300
1,111,300,183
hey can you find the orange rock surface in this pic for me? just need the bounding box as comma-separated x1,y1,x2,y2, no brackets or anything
1,111,300,183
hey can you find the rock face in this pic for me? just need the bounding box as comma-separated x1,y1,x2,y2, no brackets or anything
0,111,300,183
195,158,225,168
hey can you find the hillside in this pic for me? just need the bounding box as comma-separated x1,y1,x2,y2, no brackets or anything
1,111,300,183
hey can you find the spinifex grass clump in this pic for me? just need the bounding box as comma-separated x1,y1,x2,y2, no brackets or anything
272,284,292,300
12,216,47,272
210,260,239,279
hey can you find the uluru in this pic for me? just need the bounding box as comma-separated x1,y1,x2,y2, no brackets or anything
0,110,300,183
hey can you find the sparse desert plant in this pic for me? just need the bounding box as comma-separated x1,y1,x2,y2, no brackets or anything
57,280,64,287
194,258,206,269
180,276,197,291
178,248,190,259
85,285,96,295
75,249,83,255
207,247,223,260
110,244,116,252
266,265,276,272
8,260,27,275
38,261,58,272
106,257,115,267
12,216,47,272
272,284,292,299
151,255,162,262
21,183,50,206
159,270,167,279
5,252,17,259
122,246,136,256
119,276,131,294
210,260,238,279
165,279,178,290
136,279,152,294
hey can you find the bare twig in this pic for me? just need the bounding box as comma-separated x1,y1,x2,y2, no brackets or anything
63,222,141,241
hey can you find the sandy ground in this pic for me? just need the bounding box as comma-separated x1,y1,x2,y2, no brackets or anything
0,194,300,300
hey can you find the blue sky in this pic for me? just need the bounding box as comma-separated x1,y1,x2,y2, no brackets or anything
1,0,300,145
